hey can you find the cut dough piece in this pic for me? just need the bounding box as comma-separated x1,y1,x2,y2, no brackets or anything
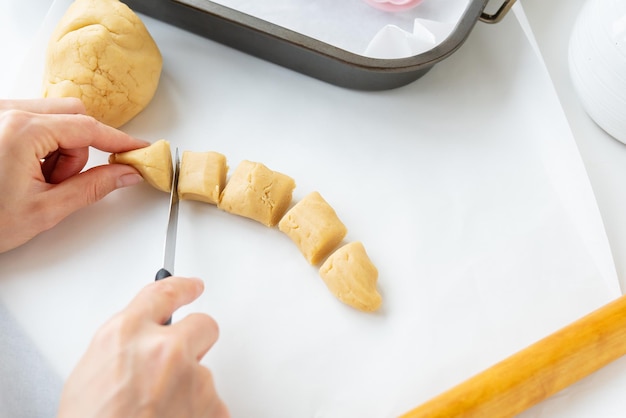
219,160,295,227
109,139,172,192
178,151,228,204
43,0,162,128
319,242,381,312
279,191,347,265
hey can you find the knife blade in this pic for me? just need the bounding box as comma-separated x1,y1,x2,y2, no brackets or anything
155,148,180,325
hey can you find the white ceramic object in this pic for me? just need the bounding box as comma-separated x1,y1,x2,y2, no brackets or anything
569,0,626,143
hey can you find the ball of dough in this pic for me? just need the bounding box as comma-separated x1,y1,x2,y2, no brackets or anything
43,0,162,128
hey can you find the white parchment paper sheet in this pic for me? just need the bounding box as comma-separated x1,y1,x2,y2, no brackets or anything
209,0,469,56
1,1,625,417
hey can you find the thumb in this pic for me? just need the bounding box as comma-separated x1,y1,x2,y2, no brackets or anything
45,164,143,217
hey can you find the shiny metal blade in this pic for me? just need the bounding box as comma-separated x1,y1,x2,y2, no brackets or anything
162,148,180,273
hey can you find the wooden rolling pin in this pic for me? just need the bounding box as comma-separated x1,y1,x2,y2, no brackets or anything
400,293,626,418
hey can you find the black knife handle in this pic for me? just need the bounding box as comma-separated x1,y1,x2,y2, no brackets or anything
155,268,172,325
155,268,172,281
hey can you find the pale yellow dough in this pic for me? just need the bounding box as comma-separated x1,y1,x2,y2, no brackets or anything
178,151,228,204
109,139,172,192
43,0,162,128
219,160,296,227
319,242,382,312
279,191,347,265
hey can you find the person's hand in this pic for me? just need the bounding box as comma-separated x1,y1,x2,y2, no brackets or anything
0,98,149,253
57,276,229,418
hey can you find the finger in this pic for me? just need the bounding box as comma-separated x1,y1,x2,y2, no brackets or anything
172,313,219,360
11,165,140,249
25,112,149,155
35,164,143,226
208,398,230,418
0,98,86,115
197,367,231,418
127,277,205,325
41,147,89,184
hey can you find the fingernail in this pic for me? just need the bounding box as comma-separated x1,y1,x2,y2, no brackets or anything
117,173,143,188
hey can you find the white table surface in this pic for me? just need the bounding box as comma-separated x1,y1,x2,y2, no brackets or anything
2,0,626,416
523,0,626,295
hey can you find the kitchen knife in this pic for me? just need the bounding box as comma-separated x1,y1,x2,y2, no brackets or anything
155,147,180,325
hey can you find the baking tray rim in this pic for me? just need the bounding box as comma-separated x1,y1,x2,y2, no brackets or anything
123,0,500,89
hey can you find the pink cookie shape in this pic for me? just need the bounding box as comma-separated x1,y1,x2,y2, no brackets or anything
363,0,423,12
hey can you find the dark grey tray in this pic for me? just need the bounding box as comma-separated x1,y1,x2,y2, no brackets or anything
123,0,515,90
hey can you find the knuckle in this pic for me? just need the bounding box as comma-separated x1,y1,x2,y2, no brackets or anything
79,113,100,130
159,337,187,363
0,108,27,120
63,97,87,114
92,312,136,349
146,336,190,385
83,174,111,204
152,279,181,307
66,112,102,139
195,313,219,338
134,279,184,323
0,109,29,135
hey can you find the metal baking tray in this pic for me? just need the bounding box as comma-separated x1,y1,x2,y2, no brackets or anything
123,0,516,90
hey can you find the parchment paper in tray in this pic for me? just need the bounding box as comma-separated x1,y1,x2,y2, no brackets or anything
209,0,469,58
3,1,626,418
